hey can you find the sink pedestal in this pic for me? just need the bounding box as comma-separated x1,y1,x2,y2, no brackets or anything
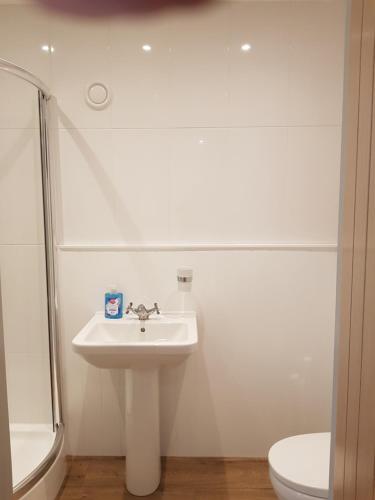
72,312,198,495
125,368,160,496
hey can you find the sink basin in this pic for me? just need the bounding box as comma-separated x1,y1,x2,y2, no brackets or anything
72,311,198,369
72,310,198,496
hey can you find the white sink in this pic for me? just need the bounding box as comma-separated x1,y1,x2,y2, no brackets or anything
72,311,197,369
72,310,198,497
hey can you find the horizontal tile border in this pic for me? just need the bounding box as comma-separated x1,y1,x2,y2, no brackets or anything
58,242,337,252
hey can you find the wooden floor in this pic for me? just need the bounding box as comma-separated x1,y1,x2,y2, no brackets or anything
57,457,277,500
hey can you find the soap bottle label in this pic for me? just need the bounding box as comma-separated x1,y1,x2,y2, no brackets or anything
106,298,120,316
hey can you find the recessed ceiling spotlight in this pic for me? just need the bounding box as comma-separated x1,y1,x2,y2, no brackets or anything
241,43,252,52
41,44,55,53
142,44,152,52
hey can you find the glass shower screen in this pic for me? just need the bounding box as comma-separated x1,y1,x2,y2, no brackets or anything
0,70,54,489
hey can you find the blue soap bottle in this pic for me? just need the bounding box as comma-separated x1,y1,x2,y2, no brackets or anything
104,286,123,319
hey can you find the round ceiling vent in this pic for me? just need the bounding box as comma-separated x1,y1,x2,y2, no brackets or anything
86,82,111,109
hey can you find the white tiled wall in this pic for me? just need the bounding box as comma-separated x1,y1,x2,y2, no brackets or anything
58,126,341,244
59,250,337,456
0,0,346,455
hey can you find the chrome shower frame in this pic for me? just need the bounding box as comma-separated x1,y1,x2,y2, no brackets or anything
38,91,63,431
0,58,64,499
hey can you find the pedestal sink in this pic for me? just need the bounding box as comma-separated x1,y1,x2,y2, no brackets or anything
72,311,198,496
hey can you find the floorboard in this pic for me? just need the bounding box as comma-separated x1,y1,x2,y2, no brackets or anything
57,457,277,499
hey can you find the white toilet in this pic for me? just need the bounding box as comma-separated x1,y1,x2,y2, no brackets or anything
268,433,330,500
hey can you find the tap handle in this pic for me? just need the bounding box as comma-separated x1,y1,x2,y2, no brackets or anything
125,302,133,314
154,302,160,314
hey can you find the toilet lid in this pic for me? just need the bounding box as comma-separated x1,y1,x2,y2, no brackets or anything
268,433,330,499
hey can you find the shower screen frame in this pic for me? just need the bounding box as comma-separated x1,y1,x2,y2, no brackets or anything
0,58,64,499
